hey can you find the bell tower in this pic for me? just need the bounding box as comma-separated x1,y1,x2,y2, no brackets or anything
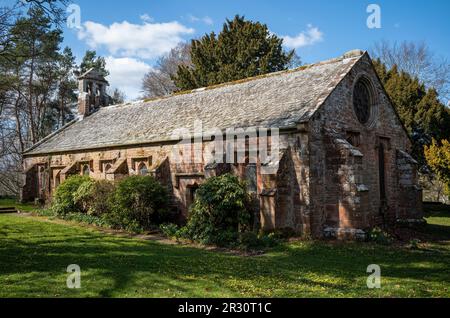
78,68,111,117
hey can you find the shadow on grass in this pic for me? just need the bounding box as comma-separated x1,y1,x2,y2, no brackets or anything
1,215,450,297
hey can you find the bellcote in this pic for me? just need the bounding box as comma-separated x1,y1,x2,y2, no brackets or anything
77,68,111,117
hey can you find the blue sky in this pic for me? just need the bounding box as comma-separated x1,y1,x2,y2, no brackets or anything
54,0,450,99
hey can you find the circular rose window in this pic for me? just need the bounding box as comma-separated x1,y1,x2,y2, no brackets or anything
353,78,372,124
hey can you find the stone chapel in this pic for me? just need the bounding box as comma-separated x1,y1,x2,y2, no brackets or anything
21,50,423,239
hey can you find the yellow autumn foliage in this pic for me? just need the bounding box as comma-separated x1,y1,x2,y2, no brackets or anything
424,139,450,195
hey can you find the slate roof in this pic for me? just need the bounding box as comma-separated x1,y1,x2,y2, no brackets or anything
24,51,365,156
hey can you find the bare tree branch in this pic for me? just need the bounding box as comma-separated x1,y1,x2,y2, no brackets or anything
142,42,193,98
371,40,450,102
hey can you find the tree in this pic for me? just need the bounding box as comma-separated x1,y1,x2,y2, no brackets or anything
142,42,192,98
173,15,295,90
373,59,450,167
79,50,109,77
55,47,78,128
0,0,68,58
0,6,77,197
424,139,450,198
109,88,126,104
9,7,63,145
372,40,450,102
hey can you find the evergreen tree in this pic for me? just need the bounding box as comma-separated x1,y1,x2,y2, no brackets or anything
173,15,295,90
9,7,63,143
373,59,450,168
109,88,126,104
79,50,109,77
56,47,78,127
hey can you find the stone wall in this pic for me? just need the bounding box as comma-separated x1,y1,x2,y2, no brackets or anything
22,132,311,230
309,54,422,238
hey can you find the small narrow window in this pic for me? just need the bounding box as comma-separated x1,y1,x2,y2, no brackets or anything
104,163,112,173
187,184,199,208
190,185,199,204
138,162,148,176
82,165,90,176
246,164,257,193
54,172,61,188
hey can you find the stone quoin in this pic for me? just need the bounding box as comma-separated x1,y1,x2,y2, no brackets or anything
21,50,423,239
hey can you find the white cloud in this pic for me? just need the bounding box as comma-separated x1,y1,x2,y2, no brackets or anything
187,14,214,25
140,14,154,23
105,56,152,100
282,24,323,49
78,20,195,59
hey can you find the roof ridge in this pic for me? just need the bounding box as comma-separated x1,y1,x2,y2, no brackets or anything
109,51,364,109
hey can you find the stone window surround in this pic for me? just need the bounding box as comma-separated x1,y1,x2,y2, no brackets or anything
351,73,379,129
99,159,115,173
130,156,152,174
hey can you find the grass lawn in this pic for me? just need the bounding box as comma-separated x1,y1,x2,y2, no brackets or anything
0,198,40,212
0,200,449,298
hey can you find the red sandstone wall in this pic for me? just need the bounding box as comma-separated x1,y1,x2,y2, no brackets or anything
309,54,422,238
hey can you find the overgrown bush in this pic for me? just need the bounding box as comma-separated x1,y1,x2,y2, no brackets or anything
73,179,115,216
108,176,169,230
184,174,252,246
51,175,90,215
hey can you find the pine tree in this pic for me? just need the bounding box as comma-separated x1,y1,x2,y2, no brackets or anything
9,7,63,144
79,50,109,77
173,15,295,90
56,47,78,127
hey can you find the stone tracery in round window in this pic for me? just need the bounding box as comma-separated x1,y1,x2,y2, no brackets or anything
353,77,373,125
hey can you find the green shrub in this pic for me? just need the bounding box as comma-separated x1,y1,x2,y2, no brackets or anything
238,232,280,250
73,179,115,216
60,212,113,228
368,227,394,245
108,176,169,230
184,174,252,246
259,234,280,248
239,232,260,250
33,208,56,218
51,175,91,215
160,223,179,238
262,228,297,240
72,178,96,214
409,239,421,250
174,226,190,240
